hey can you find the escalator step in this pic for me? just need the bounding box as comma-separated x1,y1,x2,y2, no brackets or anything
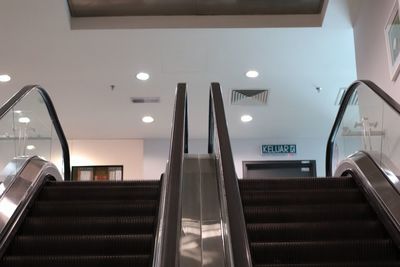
243,204,376,223
47,180,159,187
239,177,356,191
30,201,157,217
20,216,155,235
1,181,160,267
0,255,150,267
38,187,159,201
241,189,364,205
7,234,153,256
247,221,387,242
251,240,399,264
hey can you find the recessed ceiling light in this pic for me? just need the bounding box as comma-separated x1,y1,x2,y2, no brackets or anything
241,115,253,123
14,110,22,114
26,145,35,150
142,116,154,123
136,72,150,81
18,117,30,123
245,70,259,78
0,74,11,83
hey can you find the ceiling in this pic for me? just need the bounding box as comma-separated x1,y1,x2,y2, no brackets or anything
0,0,358,140
68,0,324,16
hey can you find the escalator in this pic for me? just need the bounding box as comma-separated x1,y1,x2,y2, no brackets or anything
1,180,160,267
3,79,400,267
208,81,400,267
0,85,186,267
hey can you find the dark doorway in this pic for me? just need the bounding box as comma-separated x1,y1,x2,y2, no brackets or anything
243,160,317,179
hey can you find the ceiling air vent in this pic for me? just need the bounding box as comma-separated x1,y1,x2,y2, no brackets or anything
131,97,160,104
335,88,358,106
231,89,268,106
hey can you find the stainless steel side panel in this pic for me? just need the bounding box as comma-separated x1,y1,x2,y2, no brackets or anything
180,157,202,267
180,155,228,267
200,156,226,267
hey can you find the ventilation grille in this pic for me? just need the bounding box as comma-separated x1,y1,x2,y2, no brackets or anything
335,88,358,106
231,89,268,106
131,97,160,104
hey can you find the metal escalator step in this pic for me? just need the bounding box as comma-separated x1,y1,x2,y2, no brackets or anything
254,263,400,267
251,240,399,264
0,255,150,267
47,180,159,187
239,177,356,191
7,234,153,256
20,216,155,235
241,189,364,205
247,221,387,242
30,201,157,217
243,204,376,223
38,187,159,201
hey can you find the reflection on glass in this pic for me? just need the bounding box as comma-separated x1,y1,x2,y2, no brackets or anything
389,10,400,65
0,89,65,185
333,84,400,178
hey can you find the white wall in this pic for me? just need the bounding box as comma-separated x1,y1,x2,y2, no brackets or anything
143,139,208,180
69,139,144,180
143,138,326,180
143,139,170,180
353,0,400,102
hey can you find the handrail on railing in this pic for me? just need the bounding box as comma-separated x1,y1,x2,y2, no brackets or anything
208,82,253,267
0,156,62,258
153,83,187,267
334,151,400,248
326,80,400,176
0,85,70,180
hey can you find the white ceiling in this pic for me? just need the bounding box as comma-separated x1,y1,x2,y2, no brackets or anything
0,0,358,140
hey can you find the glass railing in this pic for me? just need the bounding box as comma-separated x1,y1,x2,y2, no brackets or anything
0,86,70,188
327,80,400,180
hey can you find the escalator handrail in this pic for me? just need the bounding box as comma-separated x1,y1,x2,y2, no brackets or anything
0,156,62,258
208,83,253,267
326,80,400,176
0,85,70,180
153,83,187,267
335,150,400,247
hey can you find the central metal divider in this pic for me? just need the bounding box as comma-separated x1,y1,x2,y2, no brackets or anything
179,154,228,267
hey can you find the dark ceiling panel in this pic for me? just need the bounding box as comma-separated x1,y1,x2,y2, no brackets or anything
68,0,325,17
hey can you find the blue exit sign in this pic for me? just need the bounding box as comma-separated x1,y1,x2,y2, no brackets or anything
262,144,297,154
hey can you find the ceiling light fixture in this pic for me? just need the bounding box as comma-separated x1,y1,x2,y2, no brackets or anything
14,110,22,114
136,72,150,81
142,116,154,123
245,70,259,78
241,115,253,123
0,74,11,83
26,145,35,150
18,117,30,123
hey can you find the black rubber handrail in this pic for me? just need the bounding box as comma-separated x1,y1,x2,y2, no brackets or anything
326,80,400,176
208,83,253,267
0,85,70,180
153,83,187,267
184,95,188,154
